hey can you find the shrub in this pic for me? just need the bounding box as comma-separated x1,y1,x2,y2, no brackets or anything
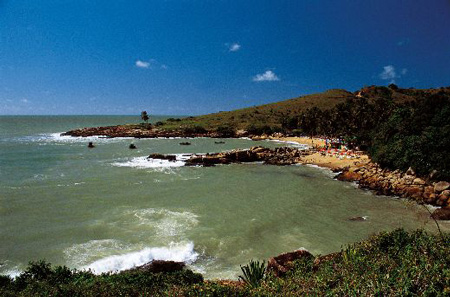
238,260,266,288
182,126,208,134
216,125,235,137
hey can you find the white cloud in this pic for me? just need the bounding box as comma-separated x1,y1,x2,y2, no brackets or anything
253,70,280,82
379,65,407,84
229,43,241,52
135,60,150,68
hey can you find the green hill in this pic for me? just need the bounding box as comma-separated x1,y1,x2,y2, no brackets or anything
157,85,445,133
159,89,355,131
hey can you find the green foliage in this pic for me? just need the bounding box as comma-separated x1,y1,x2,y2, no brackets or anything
184,282,248,297
246,124,281,136
182,125,208,134
166,117,182,122
1,261,203,297
238,259,266,288
215,125,235,137
141,111,149,123
370,92,450,179
250,229,450,296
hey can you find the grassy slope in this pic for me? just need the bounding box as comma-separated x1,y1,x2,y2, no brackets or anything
160,89,356,130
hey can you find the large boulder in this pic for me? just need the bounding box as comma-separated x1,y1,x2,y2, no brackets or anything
431,208,450,220
434,181,450,193
132,260,185,273
267,249,313,277
336,170,363,182
148,153,176,161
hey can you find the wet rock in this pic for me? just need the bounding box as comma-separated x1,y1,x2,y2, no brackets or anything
348,216,368,221
132,260,185,273
431,208,450,220
404,186,424,200
267,249,313,277
185,146,303,167
148,153,177,161
436,194,449,206
336,170,363,182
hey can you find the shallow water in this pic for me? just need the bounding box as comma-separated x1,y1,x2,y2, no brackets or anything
1,116,448,279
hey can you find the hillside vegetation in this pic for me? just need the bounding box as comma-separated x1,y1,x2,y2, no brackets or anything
156,86,440,133
158,89,355,131
155,85,450,180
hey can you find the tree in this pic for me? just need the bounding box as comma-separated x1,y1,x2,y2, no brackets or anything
141,111,149,123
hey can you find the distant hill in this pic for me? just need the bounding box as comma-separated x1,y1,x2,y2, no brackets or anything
158,85,448,132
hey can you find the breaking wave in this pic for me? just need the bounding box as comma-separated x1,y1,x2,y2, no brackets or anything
82,242,198,274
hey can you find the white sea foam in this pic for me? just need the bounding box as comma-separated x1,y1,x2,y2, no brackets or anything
4,269,21,279
83,242,198,274
112,155,188,169
64,239,128,267
265,138,309,149
131,208,199,237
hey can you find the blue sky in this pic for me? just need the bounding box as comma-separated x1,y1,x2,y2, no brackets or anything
1,0,450,115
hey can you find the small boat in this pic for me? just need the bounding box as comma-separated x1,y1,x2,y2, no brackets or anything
214,141,225,144
179,142,191,145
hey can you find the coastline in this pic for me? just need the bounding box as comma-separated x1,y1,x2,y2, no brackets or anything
62,124,450,219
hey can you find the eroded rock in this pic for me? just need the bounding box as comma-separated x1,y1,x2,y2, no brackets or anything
431,208,450,220
267,249,313,277
435,181,450,193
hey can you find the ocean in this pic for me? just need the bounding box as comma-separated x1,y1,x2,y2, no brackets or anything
0,115,446,279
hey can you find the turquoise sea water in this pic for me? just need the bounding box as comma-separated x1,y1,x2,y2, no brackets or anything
1,116,448,279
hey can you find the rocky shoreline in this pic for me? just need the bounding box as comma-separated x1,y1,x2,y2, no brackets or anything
149,146,450,220
61,125,228,138
149,146,311,166
63,125,450,220
336,163,450,220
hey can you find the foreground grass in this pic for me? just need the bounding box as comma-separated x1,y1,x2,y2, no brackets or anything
2,229,450,296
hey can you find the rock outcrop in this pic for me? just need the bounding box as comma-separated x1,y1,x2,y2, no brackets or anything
129,260,185,273
185,146,308,166
267,249,313,277
337,163,450,219
148,153,177,161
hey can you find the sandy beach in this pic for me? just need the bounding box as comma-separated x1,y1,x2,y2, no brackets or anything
273,136,370,170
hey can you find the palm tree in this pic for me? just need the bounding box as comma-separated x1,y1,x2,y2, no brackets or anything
141,111,149,124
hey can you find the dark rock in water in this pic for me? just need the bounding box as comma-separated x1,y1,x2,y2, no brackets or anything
148,153,176,161
179,142,191,145
132,260,185,273
184,146,303,166
267,249,313,277
88,142,95,148
129,144,137,149
431,208,450,220
348,216,368,221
